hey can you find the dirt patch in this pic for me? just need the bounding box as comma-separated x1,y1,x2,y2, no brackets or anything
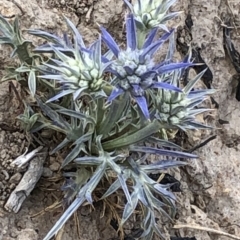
1,0,240,240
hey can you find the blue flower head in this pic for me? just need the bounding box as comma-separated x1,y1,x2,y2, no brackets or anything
101,14,192,119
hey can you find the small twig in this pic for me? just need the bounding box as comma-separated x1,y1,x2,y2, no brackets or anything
187,135,217,153
0,14,16,18
74,211,81,239
11,0,25,16
85,5,93,23
173,224,240,240
9,81,25,112
5,148,48,213
214,15,233,28
55,224,65,240
11,146,43,168
226,0,239,34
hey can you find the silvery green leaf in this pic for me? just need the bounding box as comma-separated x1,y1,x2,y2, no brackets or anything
165,29,175,62
57,108,95,124
184,121,213,129
0,14,13,37
188,89,216,98
160,11,181,23
152,224,164,240
99,94,130,137
137,185,150,207
143,230,154,240
46,89,76,103
64,16,85,48
142,208,151,232
38,74,63,81
36,97,70,129
163,0,178,11
190,108,213,116
73,87,87,101
91,39,101,68
147,136,182,150
15,42,34,64
85,162,107,203
103,49,114,61
101,178,121,199
41,62,64,73
0,36,12,45
145,189,172,220
102,120,160,151
158,23,170,32
141,160,188,172
72,131,93,146
118,174,132,205
52,46,73,62
128,156,141,174
187,98,205,109
170,105,185,115
43,195,85,240
28,29,65,45
153,183,176,200
183,68,207,94
122,0,134,11
15,65,31,72
105,155,122,173
62,143,84,167
74,156,102,165
121,190,138,226
13,17,22,43
50,138,70,155
30,122,50,133
129,146,197,159
28,70,36,96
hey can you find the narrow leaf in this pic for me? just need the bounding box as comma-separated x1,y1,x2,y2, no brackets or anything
43,196,85,240
129,146,197,158
28,70,36,96
102,120,160,151
183,68,208,94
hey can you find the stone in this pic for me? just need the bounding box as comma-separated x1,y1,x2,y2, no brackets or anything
42,167,53,178
17,229,38,240
49,162,60,172
9,173,22,184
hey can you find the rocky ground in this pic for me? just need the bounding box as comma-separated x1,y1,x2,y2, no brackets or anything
0,0,240,240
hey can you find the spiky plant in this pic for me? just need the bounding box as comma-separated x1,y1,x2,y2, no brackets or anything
123,0,180,31
101,14,193,119
0,0,216,240
153,70,215,130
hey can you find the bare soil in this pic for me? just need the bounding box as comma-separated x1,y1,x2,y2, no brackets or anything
0,0,240,240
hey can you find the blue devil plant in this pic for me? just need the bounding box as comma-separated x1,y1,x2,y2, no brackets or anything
0,0,214,239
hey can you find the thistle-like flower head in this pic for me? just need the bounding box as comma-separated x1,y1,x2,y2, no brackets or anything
153,69,215,131
123,0,180,31
38,37,111,102
30,17,112,102
101,14,192,119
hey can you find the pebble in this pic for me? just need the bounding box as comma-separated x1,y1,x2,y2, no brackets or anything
1,149,7,159
0,201,5,207
9,183,16,190
17,229,38,240
42,167,53,178
49,162,60,172
49,156,56,164
9,173,22,184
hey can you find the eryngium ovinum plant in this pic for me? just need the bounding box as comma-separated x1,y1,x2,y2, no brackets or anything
0,0,215,239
